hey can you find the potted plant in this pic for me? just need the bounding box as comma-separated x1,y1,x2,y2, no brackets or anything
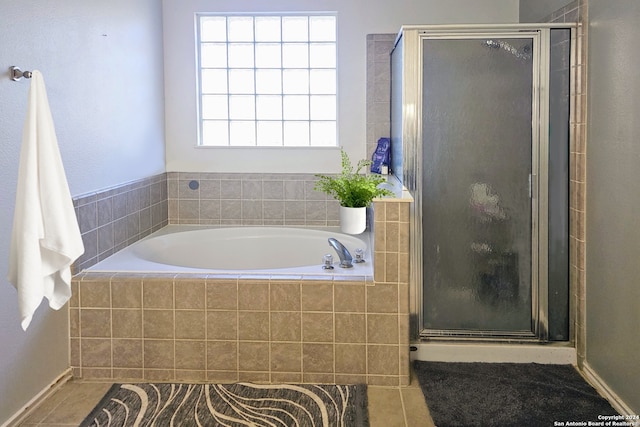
315,148,393,234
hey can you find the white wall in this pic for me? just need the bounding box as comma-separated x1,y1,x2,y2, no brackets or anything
0,0,165,423
162,0,519,174
519,0,572,22
586,0,640,414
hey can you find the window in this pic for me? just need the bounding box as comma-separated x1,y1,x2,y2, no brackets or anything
197,14,337,147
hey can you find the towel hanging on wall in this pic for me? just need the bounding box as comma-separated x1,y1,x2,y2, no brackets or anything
7,70,85,331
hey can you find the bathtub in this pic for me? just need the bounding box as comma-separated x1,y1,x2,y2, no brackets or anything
87,225,372,276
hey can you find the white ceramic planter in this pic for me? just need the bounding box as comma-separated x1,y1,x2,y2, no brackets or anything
340,206,367,234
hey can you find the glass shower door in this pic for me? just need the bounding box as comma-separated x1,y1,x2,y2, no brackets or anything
421,36,535,336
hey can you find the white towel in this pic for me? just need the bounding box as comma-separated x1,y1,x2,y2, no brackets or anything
7,70,85,331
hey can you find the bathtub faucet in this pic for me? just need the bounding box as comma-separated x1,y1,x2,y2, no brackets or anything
328,238,353,268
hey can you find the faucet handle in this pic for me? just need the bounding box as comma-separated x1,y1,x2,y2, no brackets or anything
353,248,365,263
322,254,335,270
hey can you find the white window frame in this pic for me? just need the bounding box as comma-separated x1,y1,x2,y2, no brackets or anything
196,13,338,147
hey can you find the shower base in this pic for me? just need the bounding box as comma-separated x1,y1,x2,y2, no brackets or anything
410,342,576,364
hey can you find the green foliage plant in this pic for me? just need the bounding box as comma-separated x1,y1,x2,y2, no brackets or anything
314,149,394,208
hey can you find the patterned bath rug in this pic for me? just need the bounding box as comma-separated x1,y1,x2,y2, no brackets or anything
413,361,619,427
80,382,369,427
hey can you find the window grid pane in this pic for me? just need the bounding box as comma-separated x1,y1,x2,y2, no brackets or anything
198,14,336,147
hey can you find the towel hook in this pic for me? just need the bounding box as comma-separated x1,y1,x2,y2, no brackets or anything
10,66,33,81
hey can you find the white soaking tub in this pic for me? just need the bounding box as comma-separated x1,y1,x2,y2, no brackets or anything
87,225,372,276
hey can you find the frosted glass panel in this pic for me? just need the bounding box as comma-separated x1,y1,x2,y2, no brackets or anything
255,44,282,68
282,17,308,41
283,95,309,120
227,17,254,42
256,70,282,94
228,70,254,94
284,121,310,146
255,17,281,42
201,95,228,120
309,16,336,42
310,70,335,94
283,70,309,94
282,44,309,68
228,44,254,68
422,38,534,333
201,44,227,68
200,17,227,42
256,95,282,120
201,69,227,94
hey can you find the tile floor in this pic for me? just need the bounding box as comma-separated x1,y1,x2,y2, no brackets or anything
15,374,436,427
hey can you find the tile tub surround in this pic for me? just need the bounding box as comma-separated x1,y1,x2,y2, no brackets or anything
73,173,168,272
70,274,409,386
70,199,411,386
167,172,341,227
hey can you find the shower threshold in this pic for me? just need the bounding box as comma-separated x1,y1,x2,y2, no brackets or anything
410,341,576,364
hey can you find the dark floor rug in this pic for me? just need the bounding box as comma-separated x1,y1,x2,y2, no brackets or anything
413,361,619,427
80,382,368,427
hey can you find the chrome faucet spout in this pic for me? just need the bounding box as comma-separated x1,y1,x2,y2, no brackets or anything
328,238,353,268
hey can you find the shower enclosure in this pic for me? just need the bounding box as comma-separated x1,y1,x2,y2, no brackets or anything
391,25,573,341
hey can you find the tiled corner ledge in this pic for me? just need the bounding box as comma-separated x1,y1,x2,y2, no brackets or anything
72,173,168,272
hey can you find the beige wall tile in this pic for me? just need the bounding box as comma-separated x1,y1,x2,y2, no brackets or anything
385,222,399,252
385,254,399,283
303,373,335,384
207,370,238,383
80,309,111,338
336,374,367,384
302,312,334,342
144,340,175,369
238,311,270,341
367,314,399,344
80,280,111,308
270,281,301,311
143,310,174,339
272,372,303,383
386,203,400,222
175,370,206,382
206,279,237,310
239,371,270,382
367,284,399,313
112,309,142,338
70,280,80,308
302,343,334,373
81,338,112,367
111,279,142,308
335,313,366,343
335,344,366,374
238,342,270,371
374,252,386,283
112,368,143,381
334,283,365,312
238,280,269,310
175,279,206,309
70,308,79,338
142,279,174,309
175,310,205,340
144,369,175,381
367,375,400,387
368,345,399,375
175,341,206,370
207,341,237,371
270,312,301,342
207,311,237,340
80,368,113,380
70,338,80,366
112,339,143,368
301,282,333,311
270,342,302,373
